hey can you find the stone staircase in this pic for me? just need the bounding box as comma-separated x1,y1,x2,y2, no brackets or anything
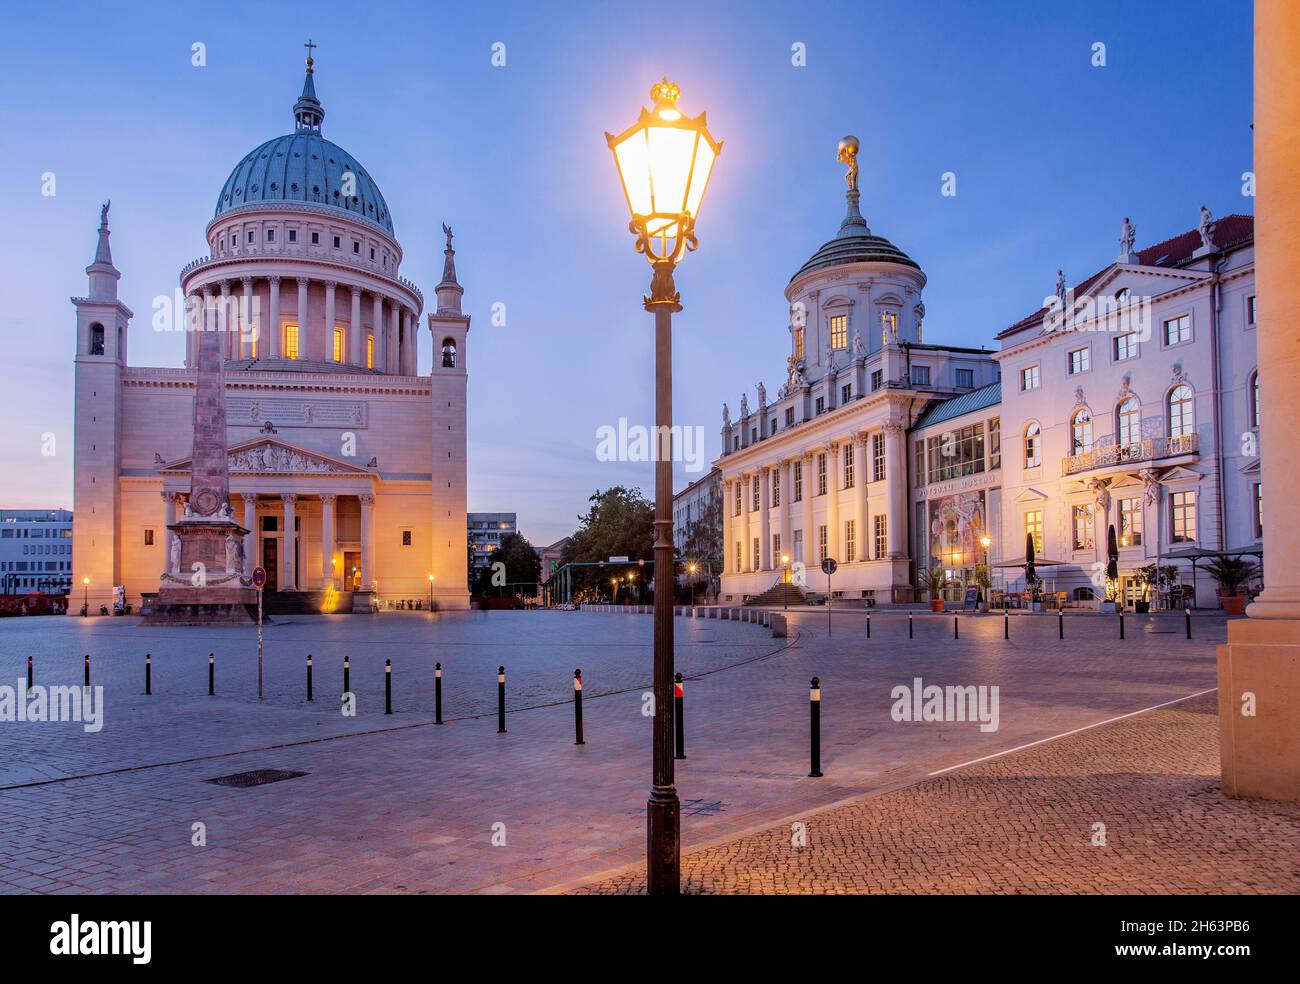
745,579,808,607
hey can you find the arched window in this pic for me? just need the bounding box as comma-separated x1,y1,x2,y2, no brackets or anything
1250,371,1260,429
1070,408,1093,455
1167,384,1194,439
89,322,105,356
1116,396,1140,446
441,338,457,368
1024,422,1041,468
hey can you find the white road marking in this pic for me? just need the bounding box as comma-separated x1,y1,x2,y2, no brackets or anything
927,687,1220,777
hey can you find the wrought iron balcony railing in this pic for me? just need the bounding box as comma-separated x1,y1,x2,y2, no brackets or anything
1061,433,1198,476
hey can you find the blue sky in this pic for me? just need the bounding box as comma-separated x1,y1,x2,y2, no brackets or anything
0,0,1253,546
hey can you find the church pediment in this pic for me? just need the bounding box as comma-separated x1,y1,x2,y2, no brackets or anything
158,439,372,476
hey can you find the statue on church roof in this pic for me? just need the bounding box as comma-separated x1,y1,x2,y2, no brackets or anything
1119,216,1136,257
442,222,454,250
100,200,111,228
739,392,749,419
722,403,731,431
1198,205,1216,250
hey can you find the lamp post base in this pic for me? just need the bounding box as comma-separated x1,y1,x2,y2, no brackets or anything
646,786,681,894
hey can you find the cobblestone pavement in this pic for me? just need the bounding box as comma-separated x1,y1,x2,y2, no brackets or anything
0,609,1243,893
569,693,1300,894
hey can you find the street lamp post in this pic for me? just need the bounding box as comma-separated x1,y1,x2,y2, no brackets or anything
427,573,434,611
781,554,791,610
979,534,991,604
688,562,698,606
82,576,90,617
607,77,721,896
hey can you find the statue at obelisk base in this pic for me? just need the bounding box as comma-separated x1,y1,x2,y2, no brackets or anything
141,296,258,624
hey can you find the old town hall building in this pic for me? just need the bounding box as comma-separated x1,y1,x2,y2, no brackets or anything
72,54,471,612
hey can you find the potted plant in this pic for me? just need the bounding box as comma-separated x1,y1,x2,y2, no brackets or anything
974,563,992,612
1132,563,1179,613
918,565,950,612
1203,555,1260,615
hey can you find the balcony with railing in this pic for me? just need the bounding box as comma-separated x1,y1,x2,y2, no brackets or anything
1061,433,1198,476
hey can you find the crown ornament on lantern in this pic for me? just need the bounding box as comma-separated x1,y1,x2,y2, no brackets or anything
650,77,681,109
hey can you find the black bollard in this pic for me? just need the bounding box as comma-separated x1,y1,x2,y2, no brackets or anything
573,669,585,745
1059,609,1064,639
909,611,914,639
674,672,686,760
1185,607,1192,640
306,655,313,702
435,662,443,725
84,654,90,690
866,613,871,639
343,655,350,696
808,676,823,778
145,653,152,696
385,659,392,715
497,666,507,734
954,614,959,640
1119,609,1125,640
208,653,214,696
27,655,33,694
1004,612,1009,640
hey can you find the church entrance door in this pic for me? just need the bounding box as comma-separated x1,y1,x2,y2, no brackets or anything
263,538,279,591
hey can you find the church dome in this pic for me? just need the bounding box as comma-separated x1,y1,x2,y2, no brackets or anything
212,54,395,235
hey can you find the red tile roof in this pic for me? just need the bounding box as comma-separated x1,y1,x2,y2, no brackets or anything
997,214,1254,340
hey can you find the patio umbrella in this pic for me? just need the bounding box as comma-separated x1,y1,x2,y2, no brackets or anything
1106,524,1119,582
1025,532,1037,587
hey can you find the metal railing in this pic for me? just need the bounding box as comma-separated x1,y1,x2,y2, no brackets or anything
1061,433,1197,476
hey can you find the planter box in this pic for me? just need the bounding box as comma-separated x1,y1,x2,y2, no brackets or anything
1099,601,1118,614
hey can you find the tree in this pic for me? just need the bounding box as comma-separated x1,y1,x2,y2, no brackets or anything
474,531,542,597
562,487,655,600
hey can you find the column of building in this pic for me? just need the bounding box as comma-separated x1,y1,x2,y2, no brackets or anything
359,493,375,592
827,443,841,562
281,493,297,591
885,422,907,560
242,493,256,576
801,452,815,570
759,464,772,572
779,458,793,574
853,432,869,562
320,493,336,590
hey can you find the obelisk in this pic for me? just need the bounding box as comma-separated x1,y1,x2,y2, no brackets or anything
145,293,257,623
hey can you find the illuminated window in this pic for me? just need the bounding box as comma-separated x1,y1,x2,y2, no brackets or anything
1171,490,1197,543
367,334,375,369
843,442,855,489
872,432,886,482
829,314,848,350
772,469,780,507
873,514,887,559
1070,408,1093,454
1024,422,1041,468
284,324,299,359
793,327,804,362
333,328,345,363
1118,497,1143,546
1024,510,1043,554
844,520,856,562
1071,504,1094,551
1116,396,1140,445
818,525,828,563
816,454,827,495
793,460,803,502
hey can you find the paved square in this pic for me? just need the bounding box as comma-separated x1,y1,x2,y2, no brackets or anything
0,608,1266,894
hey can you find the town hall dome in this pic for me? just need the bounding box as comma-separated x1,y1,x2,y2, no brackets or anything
212,54,395,235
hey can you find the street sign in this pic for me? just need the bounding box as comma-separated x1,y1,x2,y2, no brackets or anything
252,566,266,589
821,558,838,575
608,556,630,563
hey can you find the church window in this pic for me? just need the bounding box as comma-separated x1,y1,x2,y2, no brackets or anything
311,232,320,245
785,407,795,427
89,323,105,355
872,432,886,482
284,325,299,360
333,235,341,249
267,229,275,242
370,247,376,260
1168,384,1194,438
841,383,852,404
367,335,375,369
288,229,297,243
829,314,848,350
353,241,360,254
144,529,154,546
815,396,825,415
816,454,827,495
911,365,931,386
248,231,255,244
333,328,345,363
956,368,975,388
871,369,883,391
442,338,457,368
793,327,804,361
401,530,413,546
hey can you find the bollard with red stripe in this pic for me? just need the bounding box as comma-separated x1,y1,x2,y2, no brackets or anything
435,662,443,725
573,669,585,745
674,672,685,760
84,653,90,690
808,676,823,778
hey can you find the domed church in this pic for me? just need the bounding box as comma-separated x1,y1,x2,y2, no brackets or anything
72,50,471,612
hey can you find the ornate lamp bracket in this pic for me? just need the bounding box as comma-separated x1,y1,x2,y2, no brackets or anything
630,213,697,310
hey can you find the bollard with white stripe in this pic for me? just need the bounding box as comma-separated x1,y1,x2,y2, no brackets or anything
1185,607,1192,640
27,655,33,695
497,666,507,734
385,659,392,715
145,653,151,696
573,669,585,745
84,653,90,690
435,662,443,724
343,655,350,696
808,676,823,778
306,654,313,702
909,611,914,639
208,653,214,696
1119,608,1125,640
